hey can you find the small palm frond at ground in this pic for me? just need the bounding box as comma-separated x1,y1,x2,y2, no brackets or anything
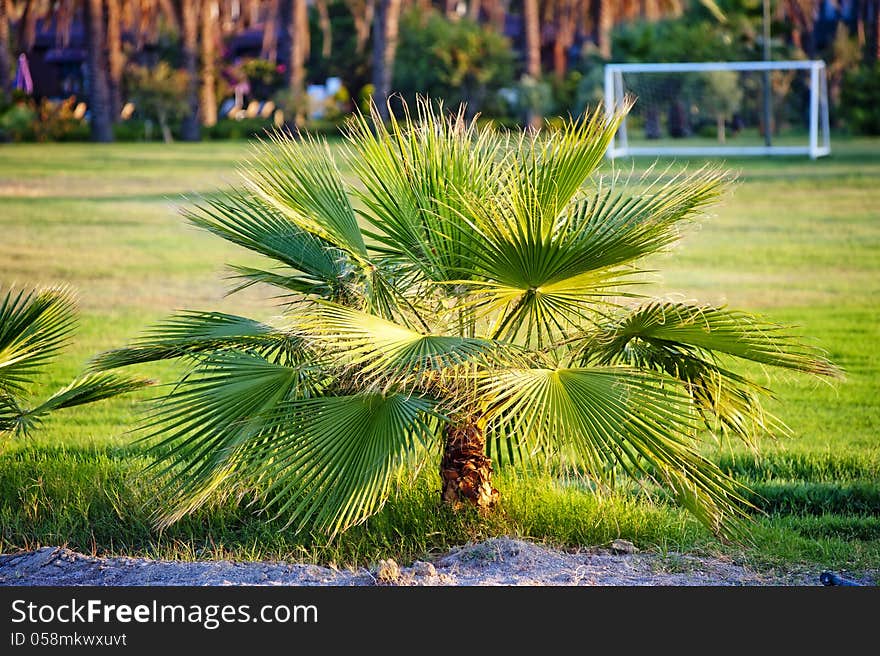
0,286,152,438
94,98,841,540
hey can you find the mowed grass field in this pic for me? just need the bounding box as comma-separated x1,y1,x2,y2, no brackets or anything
0,138,878,573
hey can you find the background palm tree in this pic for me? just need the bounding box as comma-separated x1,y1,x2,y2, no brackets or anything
523,0,542,126
85,0,113,141
288,0,308,123
372,0,401,121
94,99,840,538
0,286,150,438
0,0,11,103
180,0,201,140
200,0,218,127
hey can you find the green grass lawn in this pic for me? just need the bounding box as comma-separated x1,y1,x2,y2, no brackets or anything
0,137,878,573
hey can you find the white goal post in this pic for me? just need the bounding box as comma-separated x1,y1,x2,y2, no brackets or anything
604,60,831,159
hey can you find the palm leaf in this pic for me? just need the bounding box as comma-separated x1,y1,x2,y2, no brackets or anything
242,130,367,260
90,311,298,370
344,99,507,282
446,168,726,346
291,301,500,388
243,393,440,536
185,193,357,300
139,352,327,522
0,286,76,399
8,373,153,437
481,366,752,538
582,302,841,377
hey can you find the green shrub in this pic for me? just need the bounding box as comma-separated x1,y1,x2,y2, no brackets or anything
206,118,275,140
0,102,37,142
393,8,514,118
840,64,880,135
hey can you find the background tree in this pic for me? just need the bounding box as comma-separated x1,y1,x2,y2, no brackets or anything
126,61,189,141
85,0,114,141
523,0,541,127
393,8,514,118
372,0,401,121
200,0,218,127
285,0,309,123
0,0,11,103
180,0,201,140
699,69,742,142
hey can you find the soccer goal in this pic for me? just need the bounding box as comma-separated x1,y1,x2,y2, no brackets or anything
604,60,830,159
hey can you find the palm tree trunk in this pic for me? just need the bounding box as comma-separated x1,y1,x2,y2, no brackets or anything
0,0,10,103
346,0,375,54
289,0,309,124
372,0,401,122
440,420,499,509
85,0,114,142
553,0,576,80
597,0,613,59
200,0,218,127
181,0,201,140
523,0,542,129
716,115,725,143
106,0,124,121
468,0,482,21
262,0,280,61
488,0,506,32
316,0,332,58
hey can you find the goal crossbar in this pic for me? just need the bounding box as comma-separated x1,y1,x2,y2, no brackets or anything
604,60,831,160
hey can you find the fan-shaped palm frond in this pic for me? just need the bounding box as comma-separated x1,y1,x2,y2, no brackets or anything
290,301,501,389
242,131,367,261
184,193,359,301
480,366,752,538
90,311,297,370
0,285,151,438
0,286,76,398
447,167,726,346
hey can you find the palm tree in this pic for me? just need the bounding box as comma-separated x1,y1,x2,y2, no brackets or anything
371,0,401,122
200,0,218,127
1,0,11,103
288,0,309,123
0,287,149,438
180,0,201,140
106,0,125,120
523,0,542,127
94,100,839,537
85,0,114,141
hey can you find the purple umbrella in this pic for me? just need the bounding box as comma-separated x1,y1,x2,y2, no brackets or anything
14,53,33,95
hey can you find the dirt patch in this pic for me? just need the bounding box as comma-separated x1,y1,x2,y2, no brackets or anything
0,537,873,586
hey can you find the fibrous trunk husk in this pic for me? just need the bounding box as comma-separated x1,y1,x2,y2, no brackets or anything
441,421,499,510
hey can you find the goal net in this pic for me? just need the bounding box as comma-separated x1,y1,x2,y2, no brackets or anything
604,61,830,159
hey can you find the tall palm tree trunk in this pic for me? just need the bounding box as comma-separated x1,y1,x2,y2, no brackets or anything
440,420,499,509
523,0,542,129
372,0,401,123
288,0,309,124
181,0,201,140
262,0,280,61
597,0,613,59
200,0,218,127
0,0,10,103
316,0,332,58
345,0,375,54
106,0,124,121
553,0,576,80
85,0,114,142
488,0,506,33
